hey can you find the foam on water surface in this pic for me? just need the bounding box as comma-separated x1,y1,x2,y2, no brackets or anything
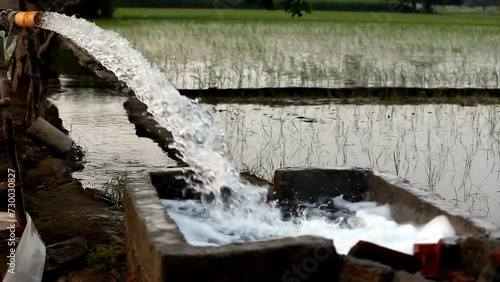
163,196,456,254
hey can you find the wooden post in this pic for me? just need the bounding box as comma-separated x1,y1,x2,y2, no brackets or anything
0,36,27,230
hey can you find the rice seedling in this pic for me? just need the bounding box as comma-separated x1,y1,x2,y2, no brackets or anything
102,172,127,206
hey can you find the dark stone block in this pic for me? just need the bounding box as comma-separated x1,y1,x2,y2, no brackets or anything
44,236,88,280
150,168,201,200
457,236,500,277
46,236,88,265
339,256,394,282
272,167,370,205
392,271,432,282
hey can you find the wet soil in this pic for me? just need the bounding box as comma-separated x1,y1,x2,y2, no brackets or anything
186,87,500,106
0,96,125,281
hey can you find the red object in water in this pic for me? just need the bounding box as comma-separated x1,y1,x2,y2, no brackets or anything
413,243,442,276
494,249,500,267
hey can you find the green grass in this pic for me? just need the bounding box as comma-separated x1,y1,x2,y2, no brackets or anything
103,8,500,26
87,244,125,271
102,172,126,205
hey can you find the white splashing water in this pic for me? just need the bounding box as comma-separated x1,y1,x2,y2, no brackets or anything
163,196,456,254
41,12,255,198
40,13,457,254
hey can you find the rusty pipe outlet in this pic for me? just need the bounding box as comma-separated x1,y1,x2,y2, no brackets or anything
0,9,45,48
0,9,44,30
14,11,44,28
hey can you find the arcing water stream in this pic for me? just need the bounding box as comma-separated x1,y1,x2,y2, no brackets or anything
41,12,252,200
41,13,457,254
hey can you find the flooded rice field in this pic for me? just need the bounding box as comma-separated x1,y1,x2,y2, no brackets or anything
210,101,500,223
51,76,500,226
96,16,500,89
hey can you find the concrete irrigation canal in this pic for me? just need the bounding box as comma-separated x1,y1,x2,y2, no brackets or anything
125,166,500,282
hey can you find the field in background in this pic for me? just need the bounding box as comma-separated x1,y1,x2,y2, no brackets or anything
95,9,500,89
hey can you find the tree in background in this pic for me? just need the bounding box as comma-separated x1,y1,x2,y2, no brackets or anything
63,0,116,18
257,0,312,17
31,0,116,18
117,0,312,17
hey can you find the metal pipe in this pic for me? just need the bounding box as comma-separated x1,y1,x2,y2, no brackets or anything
0,9,45,48
0,9,44,31
14,11,44,29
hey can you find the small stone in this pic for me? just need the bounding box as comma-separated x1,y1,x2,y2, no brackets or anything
44,237,89,281
46,236,88,265
272,167,370,206
393,271,430,282
339,256,393,282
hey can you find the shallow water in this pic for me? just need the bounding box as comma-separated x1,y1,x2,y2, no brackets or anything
50,80,175,188
209,102,500,224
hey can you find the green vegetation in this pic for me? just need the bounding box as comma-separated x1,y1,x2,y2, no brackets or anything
106,8,500,25
102,172,126,205
87,244,125,271
95,9,500,89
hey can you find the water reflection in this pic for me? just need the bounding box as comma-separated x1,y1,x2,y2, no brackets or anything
50,84,175,189
208,102,500,225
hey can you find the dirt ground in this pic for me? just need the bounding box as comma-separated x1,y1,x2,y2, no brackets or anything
0,96,126,281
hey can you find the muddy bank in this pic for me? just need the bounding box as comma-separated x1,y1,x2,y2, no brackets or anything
0,95,125,281
183,87,500,105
